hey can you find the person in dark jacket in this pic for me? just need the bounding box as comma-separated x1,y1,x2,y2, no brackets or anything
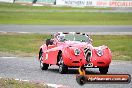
32,0,37,4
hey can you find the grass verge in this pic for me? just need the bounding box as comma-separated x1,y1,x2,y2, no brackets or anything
0,33,132,61
91,35,132,61
0,2,132,25
0,78,49,88
0,12,132,25
0,33,51,56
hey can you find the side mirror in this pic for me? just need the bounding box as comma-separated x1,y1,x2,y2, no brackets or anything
46,39,50,46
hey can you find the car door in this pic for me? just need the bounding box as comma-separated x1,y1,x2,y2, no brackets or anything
43,42,59,65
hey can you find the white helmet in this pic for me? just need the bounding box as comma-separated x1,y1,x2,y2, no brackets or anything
57,33,65,42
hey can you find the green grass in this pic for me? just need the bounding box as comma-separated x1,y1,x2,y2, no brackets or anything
0,2,132,25
0,12,132,25
0,33,132,60
0,78,49,88
91,35,132,61
0,33,51,56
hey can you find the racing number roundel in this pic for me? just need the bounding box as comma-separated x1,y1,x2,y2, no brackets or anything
45,53,48,60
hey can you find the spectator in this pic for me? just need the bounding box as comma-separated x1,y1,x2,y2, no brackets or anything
32,0,37,4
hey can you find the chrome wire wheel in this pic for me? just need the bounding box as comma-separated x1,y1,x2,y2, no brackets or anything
59,57,63,73
40,55,43,69
58,54,68,74
39,52,49,70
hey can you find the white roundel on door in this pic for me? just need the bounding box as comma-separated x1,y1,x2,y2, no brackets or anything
45,53,48,60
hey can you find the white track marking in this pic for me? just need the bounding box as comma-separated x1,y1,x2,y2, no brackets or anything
0,31,7,34
1,57,17,59
18,32,31,34
0,31,132,35
32,4,44,6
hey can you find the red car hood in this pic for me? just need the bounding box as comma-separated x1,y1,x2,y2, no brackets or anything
64,41,93,49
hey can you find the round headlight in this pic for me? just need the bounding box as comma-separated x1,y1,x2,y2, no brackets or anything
74,48,80,56
97,49,103,56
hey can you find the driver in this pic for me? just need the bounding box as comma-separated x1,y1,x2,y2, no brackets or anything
57,34,65,42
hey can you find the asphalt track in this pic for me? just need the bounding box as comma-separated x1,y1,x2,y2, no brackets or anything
0,57,132,88
0,25,132,35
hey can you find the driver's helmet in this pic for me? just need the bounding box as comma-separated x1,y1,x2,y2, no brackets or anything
57,34,65,42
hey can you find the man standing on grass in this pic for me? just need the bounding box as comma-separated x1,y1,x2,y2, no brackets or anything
33,0,37,4
13,0,15,3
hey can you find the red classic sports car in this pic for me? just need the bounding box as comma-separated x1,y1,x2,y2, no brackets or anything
38,32,112,74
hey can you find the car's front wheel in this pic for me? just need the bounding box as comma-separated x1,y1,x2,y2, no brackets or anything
58,54,68,74
39,51,49,70
99,66,109,74
76,75,87,85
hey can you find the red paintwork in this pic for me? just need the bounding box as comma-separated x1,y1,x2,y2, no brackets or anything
38,33,111,68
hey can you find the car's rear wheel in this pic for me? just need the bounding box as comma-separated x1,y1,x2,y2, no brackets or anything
99,66,109,74
39,51,49,70
58,54,68,74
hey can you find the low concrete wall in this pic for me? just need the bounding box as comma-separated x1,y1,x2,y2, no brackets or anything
15,0,55,4
56,0,132,7
0,0,14,3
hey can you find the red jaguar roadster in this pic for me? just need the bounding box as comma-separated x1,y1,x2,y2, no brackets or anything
38,32,112,74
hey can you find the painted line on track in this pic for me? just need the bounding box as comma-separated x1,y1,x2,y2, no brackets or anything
0,31,132,35
1,57,17,59
18,32,32,34
0,31,31,34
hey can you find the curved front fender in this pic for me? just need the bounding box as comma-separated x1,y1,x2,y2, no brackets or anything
62,47,86,67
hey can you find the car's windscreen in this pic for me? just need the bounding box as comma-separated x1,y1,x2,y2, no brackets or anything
74,34,89,42
62,34,90,42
